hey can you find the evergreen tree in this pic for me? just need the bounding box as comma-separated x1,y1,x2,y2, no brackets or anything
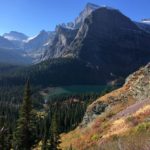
13,80,36,150
0,111,5,149
49,114,61,150
42,112,50,150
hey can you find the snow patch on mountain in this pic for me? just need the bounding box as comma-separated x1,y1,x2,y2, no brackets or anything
142,19,150,24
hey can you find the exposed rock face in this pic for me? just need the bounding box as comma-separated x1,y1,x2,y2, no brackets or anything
39,3,99,61
125,63,150,100
81,63,150,126
41,26,78,60
74,3,99,28
82,102,108,126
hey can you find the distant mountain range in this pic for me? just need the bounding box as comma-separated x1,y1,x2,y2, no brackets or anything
1,3,150,87
0,3,150,77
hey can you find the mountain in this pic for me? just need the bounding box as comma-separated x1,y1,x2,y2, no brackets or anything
2,3,150,67
0,34,32,65
39,3,100,62
24,30,50,51
3,31,28,49
42,6,150,82
1,30,55,64
60,62,150,149
24,30,55,63
3,31,28,41
0,30,56,64
3,5,150,86
40,26,78,61
38,3,99,62
61,7,150,80
1,3,150,77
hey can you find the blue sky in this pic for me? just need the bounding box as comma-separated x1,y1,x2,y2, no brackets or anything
0,0,149,36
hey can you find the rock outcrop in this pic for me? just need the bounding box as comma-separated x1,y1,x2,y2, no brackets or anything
81,63,150,126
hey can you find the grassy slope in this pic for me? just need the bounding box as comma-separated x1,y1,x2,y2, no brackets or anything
60,64,150,150
60,88,150,150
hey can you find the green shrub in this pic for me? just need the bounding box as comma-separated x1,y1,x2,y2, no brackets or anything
91,134,99,141
135,122,150,133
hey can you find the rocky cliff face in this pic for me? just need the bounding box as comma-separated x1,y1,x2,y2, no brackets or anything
125,63,150,101
74,3,99,28
81,63,150,126
41,26,78,60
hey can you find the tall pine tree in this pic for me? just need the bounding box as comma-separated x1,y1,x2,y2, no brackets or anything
13,80,36,150
49,114,61,150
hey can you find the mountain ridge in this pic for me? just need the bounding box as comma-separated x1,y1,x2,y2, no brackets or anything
1,3,150,68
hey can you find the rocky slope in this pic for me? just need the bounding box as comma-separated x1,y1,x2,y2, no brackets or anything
82,63,150,126
60,63,150,150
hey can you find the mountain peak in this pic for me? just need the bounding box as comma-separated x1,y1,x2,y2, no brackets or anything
3,31,28,41
85,3,116,11
73,3,99,28
85,2,99,9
